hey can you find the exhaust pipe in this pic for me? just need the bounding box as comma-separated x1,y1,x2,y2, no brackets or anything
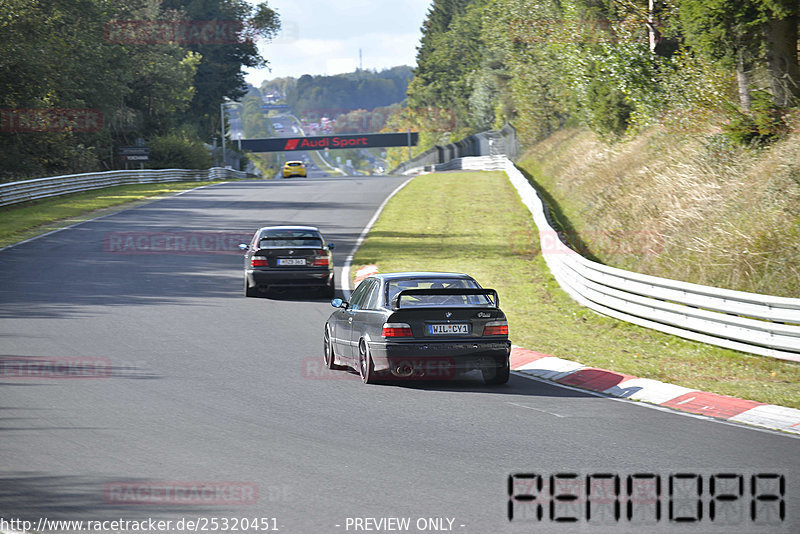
394,364,414,377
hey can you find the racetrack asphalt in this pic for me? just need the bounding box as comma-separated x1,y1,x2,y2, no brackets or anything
1,175,798,534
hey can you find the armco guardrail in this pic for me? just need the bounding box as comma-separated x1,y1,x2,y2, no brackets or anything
390,123,518,175
0,167,247,208
403,154,800,363
399,154,508,175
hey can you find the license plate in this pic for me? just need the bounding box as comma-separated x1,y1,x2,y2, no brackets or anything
277,258,306,266
427,323,471,335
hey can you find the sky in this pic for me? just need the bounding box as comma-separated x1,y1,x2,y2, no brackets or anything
244,0,433,86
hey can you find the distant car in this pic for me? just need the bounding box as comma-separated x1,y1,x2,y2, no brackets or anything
240,226,335,297
323,272,511,384
282,160,307,178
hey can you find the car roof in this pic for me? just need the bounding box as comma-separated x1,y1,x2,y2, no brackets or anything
369,272,474,282
257,225,320,233
285,160,304,164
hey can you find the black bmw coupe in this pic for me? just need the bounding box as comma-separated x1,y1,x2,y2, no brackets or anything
240,226,335,297
324,272,511,384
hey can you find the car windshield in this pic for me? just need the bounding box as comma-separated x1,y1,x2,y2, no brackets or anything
258,229,322,248
287,162,303,166
385,278,494,308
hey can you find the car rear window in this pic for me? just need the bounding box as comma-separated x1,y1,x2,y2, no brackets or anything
385,278,493,307
258,229,322,248
287,162,303,166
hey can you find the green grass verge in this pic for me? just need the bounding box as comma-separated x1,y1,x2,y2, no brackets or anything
353,171,800,408
0,181,223,248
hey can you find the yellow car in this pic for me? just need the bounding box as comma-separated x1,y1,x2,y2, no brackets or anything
282,160,307,178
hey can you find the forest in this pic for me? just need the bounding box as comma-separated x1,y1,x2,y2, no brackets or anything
283,66,413,119
4,0,799,180
0,0,279,181
393,0,799,148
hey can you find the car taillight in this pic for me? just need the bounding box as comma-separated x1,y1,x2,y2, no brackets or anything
313,256,329,266
483,320,508,336
382,322,413,337
251,256,268,267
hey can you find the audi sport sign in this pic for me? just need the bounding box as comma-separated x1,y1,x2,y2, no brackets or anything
238,132,418,153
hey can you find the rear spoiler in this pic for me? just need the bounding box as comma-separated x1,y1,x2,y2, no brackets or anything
391,288,499,310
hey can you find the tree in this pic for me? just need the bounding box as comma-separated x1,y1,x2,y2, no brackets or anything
762,0,800,105
0,0,140,176
416,0,474,61
407,0,488,134
0,0,279,179
285,68,413,117
160,0,280,138
674,0,799,109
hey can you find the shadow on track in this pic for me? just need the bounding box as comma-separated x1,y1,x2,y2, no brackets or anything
247,287,337,303
327,370,598,399
0,473,236,521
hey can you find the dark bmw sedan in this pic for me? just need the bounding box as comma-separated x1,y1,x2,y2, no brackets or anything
240,226,335,297
323,272,511,384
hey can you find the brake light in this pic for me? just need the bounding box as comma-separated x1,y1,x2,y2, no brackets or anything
382,323,413,337
483,320,508,336
313,257,329,266
251,256,268,267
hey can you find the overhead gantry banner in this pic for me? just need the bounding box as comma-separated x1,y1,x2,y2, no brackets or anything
238,132,418,152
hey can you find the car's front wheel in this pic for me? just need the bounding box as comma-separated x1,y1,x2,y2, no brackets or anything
482,360,510,385
358,341,380,384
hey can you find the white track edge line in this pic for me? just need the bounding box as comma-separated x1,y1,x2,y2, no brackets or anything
510,370,800,439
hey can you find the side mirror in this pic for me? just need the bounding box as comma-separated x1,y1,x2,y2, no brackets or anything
328,242,335,250
238,243,249,251
331,298,347,309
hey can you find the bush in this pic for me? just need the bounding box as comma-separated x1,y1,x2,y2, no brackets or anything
586,75,633,138
148,133,212,169
723,90,790,146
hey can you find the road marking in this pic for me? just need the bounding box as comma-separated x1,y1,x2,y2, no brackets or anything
510,371,800,439
507,402,567,418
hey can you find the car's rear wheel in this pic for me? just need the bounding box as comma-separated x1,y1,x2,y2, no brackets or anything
358,341,380,384
324,325,345,370
244,277,258,297
482,360,510,385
